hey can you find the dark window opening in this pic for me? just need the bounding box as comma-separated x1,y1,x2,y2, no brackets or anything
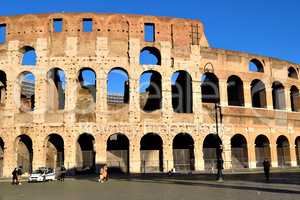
19,72,35,112
107,133,129,174
0,70,7,106
227,75,244,106
251,79,267,108
53,18,63,32
140,47,161,65
140,133,163,172
173,133,195,171
191,25,200,45
171,71,193,113
249,59,264,72
139,71,162,112
201,73,220,103
144,23,155,42
290,86,300,112
272,81,286,110
0,24,6,44
231,134,248,169
47,68,65,111
255,135,271,167
288,67,298,79
83,18,93,32
76,133,95,174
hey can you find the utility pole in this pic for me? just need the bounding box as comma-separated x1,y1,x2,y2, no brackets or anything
215,102,224,182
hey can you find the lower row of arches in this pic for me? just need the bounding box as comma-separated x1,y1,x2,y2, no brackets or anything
1,133,300,176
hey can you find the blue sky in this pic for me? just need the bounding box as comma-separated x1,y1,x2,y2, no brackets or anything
1,0,300,93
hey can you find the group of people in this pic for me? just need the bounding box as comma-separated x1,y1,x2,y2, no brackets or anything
11,167,23,185
98,165,108,183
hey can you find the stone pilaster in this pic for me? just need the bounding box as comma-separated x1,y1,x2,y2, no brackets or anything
219,79,228,107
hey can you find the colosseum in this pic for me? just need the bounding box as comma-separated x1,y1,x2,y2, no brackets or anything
0,12,299,177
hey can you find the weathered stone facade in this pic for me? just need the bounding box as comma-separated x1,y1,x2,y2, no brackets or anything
0,13,300,177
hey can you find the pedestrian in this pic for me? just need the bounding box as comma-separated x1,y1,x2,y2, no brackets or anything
11,168,18,185
17,166,23,185
60,165,66,182
98,166,105,183
263,159,271,181
104,165,108,182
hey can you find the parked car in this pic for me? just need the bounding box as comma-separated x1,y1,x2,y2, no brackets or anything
28,167,56,182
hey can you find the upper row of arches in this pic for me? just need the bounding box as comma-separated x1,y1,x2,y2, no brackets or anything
14,46,300,79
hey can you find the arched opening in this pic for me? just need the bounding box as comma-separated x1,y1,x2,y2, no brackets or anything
46,68,65,111
140,47,161,65
255,135,271,167
249,59,264,72
227,75,244,106
171,71,193,113
140,133,163,173
231,134,248,169
16,134,33,174
45,134,64,170
18,72,35,112
290,86,300,112
173,133,195,171
276,135,291,167
21,46,37,66
0,137,4,177
295,137,300,166
201,73,220,103
251,79,267,108
0,70,7,107
139,70,162,112
272,81,286,110
76,133,95,174
107,68,129,109
203,134,222,170
76,68,96,121
288,67,298,79
106,133,129,173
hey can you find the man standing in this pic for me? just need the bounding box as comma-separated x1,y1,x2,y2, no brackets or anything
263,159,271,181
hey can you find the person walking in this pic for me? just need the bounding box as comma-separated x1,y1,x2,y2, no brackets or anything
11,168,18,185
263,159,271,181
60,166,66,182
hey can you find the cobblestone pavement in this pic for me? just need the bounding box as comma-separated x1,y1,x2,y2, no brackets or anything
0,172,300,200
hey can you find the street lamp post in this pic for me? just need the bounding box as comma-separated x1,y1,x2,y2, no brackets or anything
214,102,224,182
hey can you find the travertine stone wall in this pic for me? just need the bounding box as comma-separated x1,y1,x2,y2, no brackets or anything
0,13,299,176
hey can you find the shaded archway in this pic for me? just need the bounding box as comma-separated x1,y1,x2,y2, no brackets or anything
173,133,195,171
249,59,264,72
231,134,248,168
295,137,300,166
76,68,96,121
0,137,4,177
140,47,161,65
255,135,271,167
201,73,220,103
17,72,35,112
276,135,291,167
21,46,37,66
290,86,300,112
0,70,7,107
106,133,129,173
202,134,222,170
139,70,162,112
45,134,64,169
140,133,163,172
76,133,95,174
272,81,286,110
107,68,129,108
251,79,267,108
227,75,244,106
16,134,33,174
47,68,65,111
171,71,193,113
288,67,298,79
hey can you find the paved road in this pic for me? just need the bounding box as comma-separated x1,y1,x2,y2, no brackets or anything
0,173,300,200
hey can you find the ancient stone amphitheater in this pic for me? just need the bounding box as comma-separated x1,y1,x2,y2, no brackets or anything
0,13,299,177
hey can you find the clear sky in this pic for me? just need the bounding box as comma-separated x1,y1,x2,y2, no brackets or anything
1,0,299,64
